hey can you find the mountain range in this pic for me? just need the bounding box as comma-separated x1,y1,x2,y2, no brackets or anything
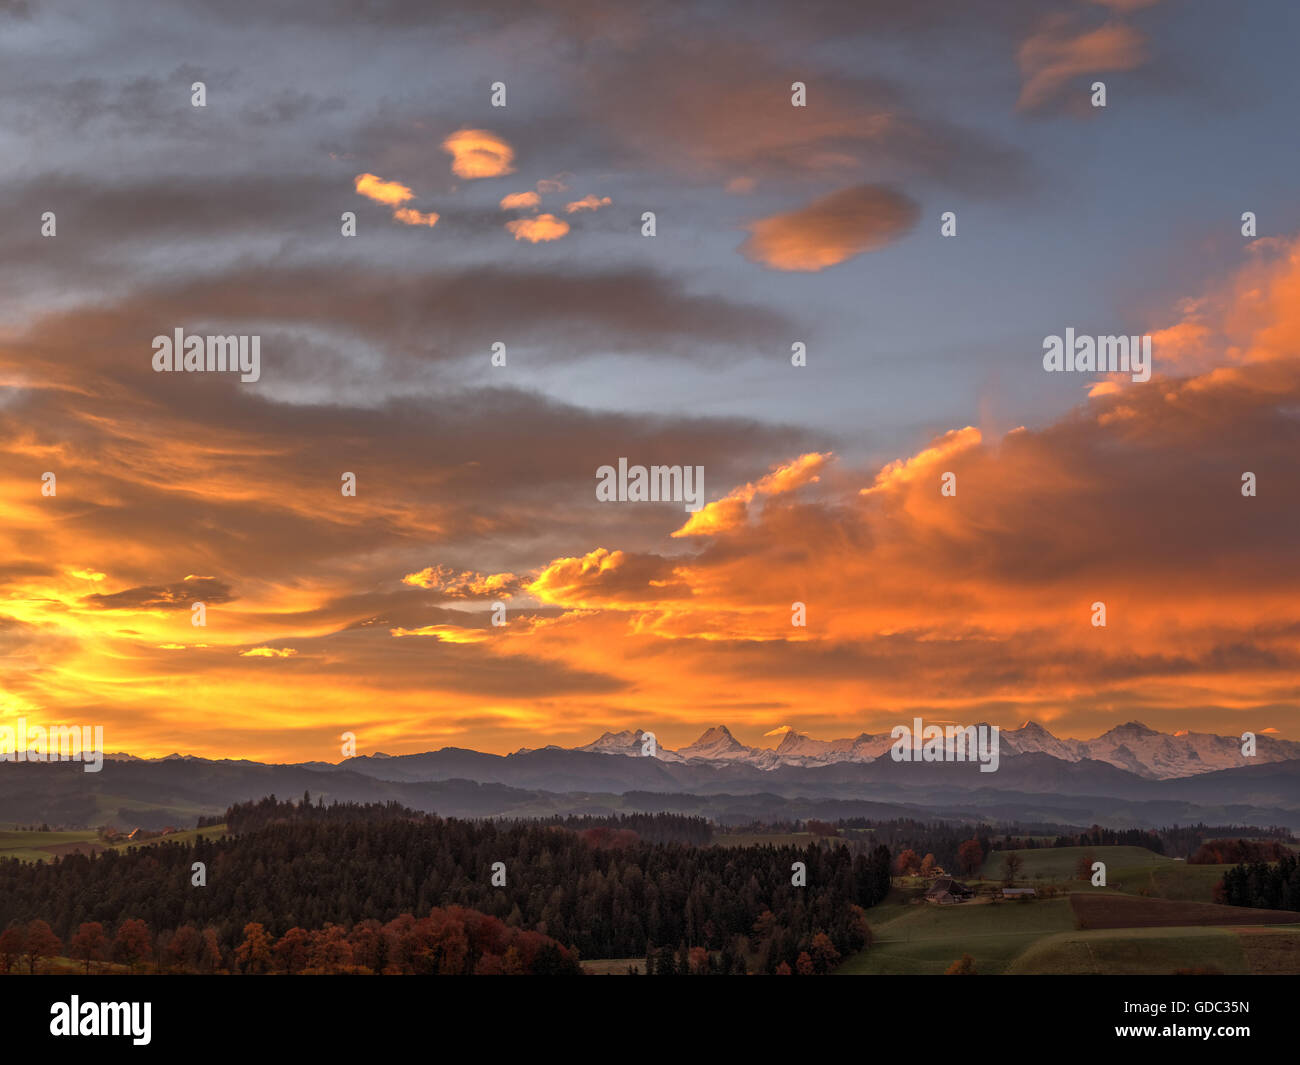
5,719,1287,833
570,720,1298,781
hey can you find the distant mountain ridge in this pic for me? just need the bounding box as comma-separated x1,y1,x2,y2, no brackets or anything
4,746,1297,833
565,720,1299,781
89,720,1297,782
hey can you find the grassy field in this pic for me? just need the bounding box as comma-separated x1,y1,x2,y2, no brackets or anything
0,825,228,863
837,898,1077,975
980,845,1232,903
837,844,1299,975
119,825,228,849
1006,924,1300,975
582,958,646,975
0,829,100,862
1231,927,1300,973
981,844,1166,882
1071,892,1299,929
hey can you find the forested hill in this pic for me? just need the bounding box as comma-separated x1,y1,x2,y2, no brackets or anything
0,798,887,969
215,794,714,845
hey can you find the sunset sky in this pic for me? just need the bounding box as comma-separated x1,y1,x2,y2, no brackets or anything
2,0,1298,761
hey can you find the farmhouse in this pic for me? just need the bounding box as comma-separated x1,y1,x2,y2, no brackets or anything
925,877,975,904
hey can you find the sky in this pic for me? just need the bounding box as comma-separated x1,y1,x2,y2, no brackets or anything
1,0,1298,761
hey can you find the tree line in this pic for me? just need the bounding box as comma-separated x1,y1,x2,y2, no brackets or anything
0,906,581,975
1216,852,1300,912
737,817,1295,865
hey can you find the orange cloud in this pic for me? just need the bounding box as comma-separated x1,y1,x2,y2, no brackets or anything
442,129,516,179
392,207,440,227
240,647,298,658
859,427,981,497
565,194,611,213
674,452,830,537
402,566,523,599
528,548,692,609
500,190,541,210
390,624,493,644
1017,16,1147,111
739,185,918,271
505,213,570,243
354,173,414,207
354,174,438,227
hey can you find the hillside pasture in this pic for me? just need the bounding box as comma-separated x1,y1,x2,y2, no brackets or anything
981,845,1231,903
836,897,1075,975
1070,892,1299,929
1006,924,1300,975
0,825,228,863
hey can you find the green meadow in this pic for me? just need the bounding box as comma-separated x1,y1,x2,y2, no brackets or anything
0,825,228,863
1006,924,1300,975
837,845,1295,975
837,897,1076,975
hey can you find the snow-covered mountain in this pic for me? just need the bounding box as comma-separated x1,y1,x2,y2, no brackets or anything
571,720,1300,780
774,729,895,764
1070,721,1295,780
678,726,781,768
575,728,684,763
999,720,1087,762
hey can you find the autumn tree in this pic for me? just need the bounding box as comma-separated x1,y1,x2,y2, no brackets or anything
273,927,311,974
796,951,814,976
307,924,354,974
69,922,107,974
846,905,872,952
945,953,977,975
234,922,273,974
809,932,841,974
349,919,388,974
164,925,201,972
1076,851,1097,882
957,838,984,877
894,849,920,875
113,919,153,973
22,919,61,975
0,925,25,974
1002,853,1023,885
920,853,937,876
200,927,224,972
